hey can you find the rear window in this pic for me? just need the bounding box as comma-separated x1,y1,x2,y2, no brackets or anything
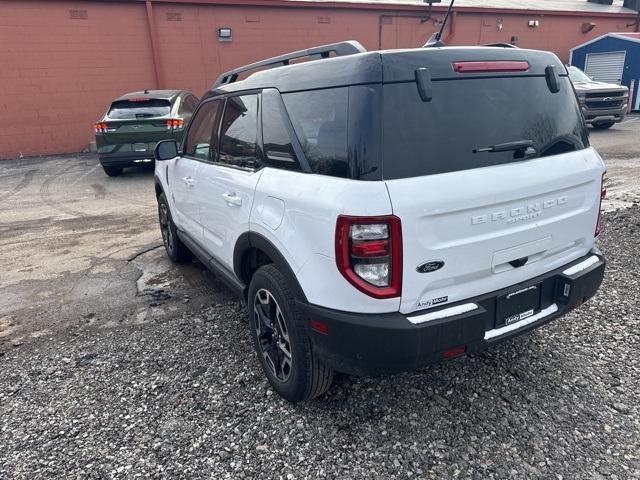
107,98,171,119
382,76,588,179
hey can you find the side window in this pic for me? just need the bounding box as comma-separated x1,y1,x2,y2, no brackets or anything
182,95,198,115
261,89,300,171
219,94,259,169
183,100,222,161
282,87,349,178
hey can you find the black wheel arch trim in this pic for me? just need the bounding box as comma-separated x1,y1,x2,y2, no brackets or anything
234,232,307,303
154,175,164,198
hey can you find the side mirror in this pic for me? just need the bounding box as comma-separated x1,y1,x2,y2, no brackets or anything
155,140,178,161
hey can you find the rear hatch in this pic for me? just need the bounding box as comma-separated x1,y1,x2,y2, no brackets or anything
380,48,605,314
98,97,176,154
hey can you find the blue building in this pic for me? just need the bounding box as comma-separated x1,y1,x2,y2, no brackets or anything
570,32,640,111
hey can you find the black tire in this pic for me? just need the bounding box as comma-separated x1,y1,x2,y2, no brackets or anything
248,264,333,402
592,121,615,130
102,165,123,177
157,193,191,263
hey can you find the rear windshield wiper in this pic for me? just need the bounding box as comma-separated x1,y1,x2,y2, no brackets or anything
473,140,537,159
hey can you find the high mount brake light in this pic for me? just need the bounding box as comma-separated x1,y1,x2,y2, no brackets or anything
452,61,530,73
129,97,151,102
166,119,185,130
595,173,606,237
335,215,402,299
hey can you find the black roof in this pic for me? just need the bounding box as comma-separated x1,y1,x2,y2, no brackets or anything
114,90,186,102
205,42,566,99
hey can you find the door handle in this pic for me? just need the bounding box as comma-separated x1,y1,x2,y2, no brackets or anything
182,176,195,187
222,192,242,206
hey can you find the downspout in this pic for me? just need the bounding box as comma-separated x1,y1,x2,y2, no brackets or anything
443,10,457,44
145,0,164,89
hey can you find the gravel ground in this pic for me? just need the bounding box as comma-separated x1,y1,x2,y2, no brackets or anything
1,206,639,479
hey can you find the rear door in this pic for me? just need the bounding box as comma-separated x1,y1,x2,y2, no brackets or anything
196,93,263,271
381,60,605,315
102,98,174,155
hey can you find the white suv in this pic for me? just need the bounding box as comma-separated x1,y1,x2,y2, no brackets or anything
153,41,606,402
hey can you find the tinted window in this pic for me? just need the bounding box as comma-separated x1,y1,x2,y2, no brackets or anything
180,95,198,115
219,94,259,169
262,89,299,170
183,100,222,161
382,77,588,179
107,99,171,119
282,88,349,178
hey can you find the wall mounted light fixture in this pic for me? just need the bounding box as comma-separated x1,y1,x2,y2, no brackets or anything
218,27,232,42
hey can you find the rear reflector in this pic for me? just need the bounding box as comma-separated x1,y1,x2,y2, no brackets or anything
453,61,530,73
442,346,466,359
309,319,329,335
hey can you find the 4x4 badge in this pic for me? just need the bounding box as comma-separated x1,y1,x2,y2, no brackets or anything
417,260,445,273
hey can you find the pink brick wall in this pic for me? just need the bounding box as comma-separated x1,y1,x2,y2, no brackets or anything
0,0,635,159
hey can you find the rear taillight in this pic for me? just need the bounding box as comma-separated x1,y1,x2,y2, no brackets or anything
166,119,184,130
595,173,607,237
94,122,108,133
335,215,402,299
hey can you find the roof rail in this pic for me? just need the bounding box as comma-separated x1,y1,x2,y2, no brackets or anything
212,40,367,88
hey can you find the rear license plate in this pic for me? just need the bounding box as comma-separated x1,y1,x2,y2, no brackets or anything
132,143,147,152
496,284,541,328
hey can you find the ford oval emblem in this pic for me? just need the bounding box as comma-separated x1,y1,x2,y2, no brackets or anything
417,260,445,273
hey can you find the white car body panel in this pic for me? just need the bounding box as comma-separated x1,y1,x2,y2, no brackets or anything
169,157,202,242
385,147,605,315
196,162,263,272
251,168,400,313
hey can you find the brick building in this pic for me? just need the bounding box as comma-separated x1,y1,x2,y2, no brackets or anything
0,0,638,159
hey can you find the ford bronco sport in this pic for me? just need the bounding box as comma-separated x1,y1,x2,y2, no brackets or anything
153,41,606,402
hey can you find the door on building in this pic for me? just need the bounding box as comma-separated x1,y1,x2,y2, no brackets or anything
585,51,626,85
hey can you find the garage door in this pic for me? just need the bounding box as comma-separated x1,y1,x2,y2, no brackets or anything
585,51,626,84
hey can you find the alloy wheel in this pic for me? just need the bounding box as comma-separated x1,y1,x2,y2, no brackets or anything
254,288,293,382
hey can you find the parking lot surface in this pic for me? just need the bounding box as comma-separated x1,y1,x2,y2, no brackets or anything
1,119,639,479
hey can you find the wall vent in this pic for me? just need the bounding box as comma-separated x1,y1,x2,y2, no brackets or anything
318,16,331,24
69,9,88,20
166,12,182,21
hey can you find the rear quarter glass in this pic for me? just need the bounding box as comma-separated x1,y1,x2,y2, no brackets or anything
381,76,588,180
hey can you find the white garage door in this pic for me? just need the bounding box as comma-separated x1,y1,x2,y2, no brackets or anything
585,51,626,85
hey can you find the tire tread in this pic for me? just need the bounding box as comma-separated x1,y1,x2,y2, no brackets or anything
251,264,333,402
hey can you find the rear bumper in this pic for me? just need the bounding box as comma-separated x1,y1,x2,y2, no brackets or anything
298,252,605,376
99,151,155,168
